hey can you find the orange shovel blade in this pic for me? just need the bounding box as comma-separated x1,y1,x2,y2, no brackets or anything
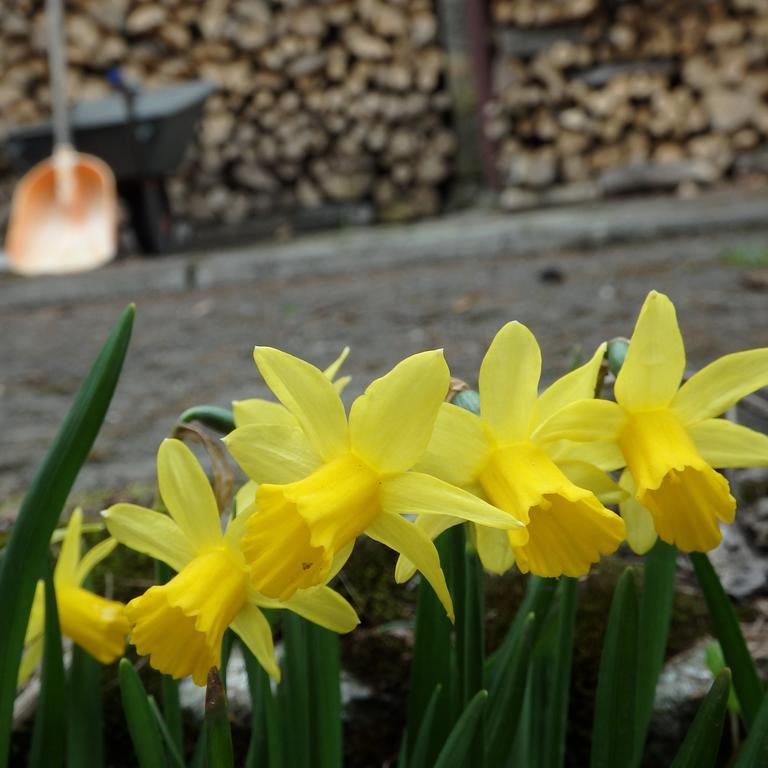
5,151,118,276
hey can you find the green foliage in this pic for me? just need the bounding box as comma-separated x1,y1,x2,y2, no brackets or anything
118,658,167,768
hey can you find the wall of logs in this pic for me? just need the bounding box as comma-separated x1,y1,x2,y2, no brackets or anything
487,0,768,209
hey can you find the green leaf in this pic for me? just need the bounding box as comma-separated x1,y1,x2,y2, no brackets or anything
244,640,283,768
433,690,488,768
278,613,311,768
307,624,342,768
66,643,104,768
148,697,186,768
590,568,639,768
485,613,536,768
178,405,235,434
462,546,485,708
206,668,234,768
407,685,443,768
734,691,768,767
0,305,134,768
691,552,764,729
705,642,740,713
636,540,677,750
29,571,65,768
670,669,731,768
118,658,166,768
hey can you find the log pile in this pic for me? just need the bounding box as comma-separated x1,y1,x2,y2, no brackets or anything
0,0,455,228
487,0,768,208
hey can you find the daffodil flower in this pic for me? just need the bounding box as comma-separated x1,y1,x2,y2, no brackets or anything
400,322,626,579
224,348,520,619
19,508,128,685
103,438,359,685
536,291,768,553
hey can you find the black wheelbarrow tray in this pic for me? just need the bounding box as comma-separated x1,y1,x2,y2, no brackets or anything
5,79,214,254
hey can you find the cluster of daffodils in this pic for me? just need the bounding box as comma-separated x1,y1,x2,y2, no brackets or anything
21,291,768,689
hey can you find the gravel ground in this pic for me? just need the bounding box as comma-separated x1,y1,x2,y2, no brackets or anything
2,223,768,506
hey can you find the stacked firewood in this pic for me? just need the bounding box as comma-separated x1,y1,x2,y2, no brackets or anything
487,0,768,207
0,0,455,226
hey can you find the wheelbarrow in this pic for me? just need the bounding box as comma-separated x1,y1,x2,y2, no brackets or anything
5,78,214,255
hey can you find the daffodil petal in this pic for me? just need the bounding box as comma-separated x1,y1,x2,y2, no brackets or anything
233,398,298,429
558,460,627,505
531,399,625,444
281,586,360,633
546,439,626,472
349,350,449,473
532,343,607,429
73,538,118,587
394,514,457,583
158,439,222,551
615,291,685,411
328,541,355,582
619,471,658,554
54,508,83,586
416,402,491,487
479,322,541,442
688,418,768,468
225,424,321,484
253,346,349,460
232,602,281,682
381,472,520,530
17,636,44,686
366,512,454,621
323,346,350,382
475,524,516,575
672,349,768,423
102,504,195,573
235,481,258,514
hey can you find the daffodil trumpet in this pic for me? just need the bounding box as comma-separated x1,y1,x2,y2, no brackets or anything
19,508,129,685
225,347,523,620
537,290,768,553
103,438,359,685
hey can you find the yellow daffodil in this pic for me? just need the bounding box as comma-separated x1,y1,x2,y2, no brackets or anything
537,291,768,553
224,348,521,620
19,508,128,685
232,347,351,512
400,322,626,579
103,438,359,685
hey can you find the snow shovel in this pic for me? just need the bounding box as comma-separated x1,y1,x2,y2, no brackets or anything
5,0,117,276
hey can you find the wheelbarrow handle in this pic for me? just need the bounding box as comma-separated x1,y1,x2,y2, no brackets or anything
46,0,70,147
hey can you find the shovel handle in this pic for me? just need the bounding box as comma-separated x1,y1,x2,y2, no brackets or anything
46,0,70,147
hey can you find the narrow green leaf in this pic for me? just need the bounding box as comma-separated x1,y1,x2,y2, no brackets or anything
119,658,166,768
179,405,235,434
244,641,283,768
433,690,488,768
66,644,104,768
148,696,186,768
485,613,536,767
691,552,763,729
670,669,731,768
590,568,639,768
0,306,134,768
279,614,311,768
307,623,342,768
636,540,677,750
734,691,768,767
407,685,443,768
206,668,234,768
29,571,65,768
462,546,485,707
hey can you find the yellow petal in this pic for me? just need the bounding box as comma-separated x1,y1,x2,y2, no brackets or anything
158,439,223,552
618,471,658,555
328,541,355,581
688,418,768,468
233,398,298,429
235,480,258,514
531,399,625,444
225,424,321,484
55,508,83,586
558,460,627,505
231,603,281,682
475,524,516,575
614,291,685,411
349,350,449,473
18,636,44,686
279,586,360,634
323,346,350,382
253,347,349,461
546,439,626,472
394,514,457,583
672,349,768,423
416,403,492,487
380,472,522,530
366,512,454,621
532,342,607,429
479,322,541,442
102,504,195,573
73,538,118,587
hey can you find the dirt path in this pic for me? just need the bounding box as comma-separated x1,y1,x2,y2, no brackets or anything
2,226,768,505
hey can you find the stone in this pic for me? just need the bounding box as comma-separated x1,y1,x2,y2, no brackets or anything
705,89,760,133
